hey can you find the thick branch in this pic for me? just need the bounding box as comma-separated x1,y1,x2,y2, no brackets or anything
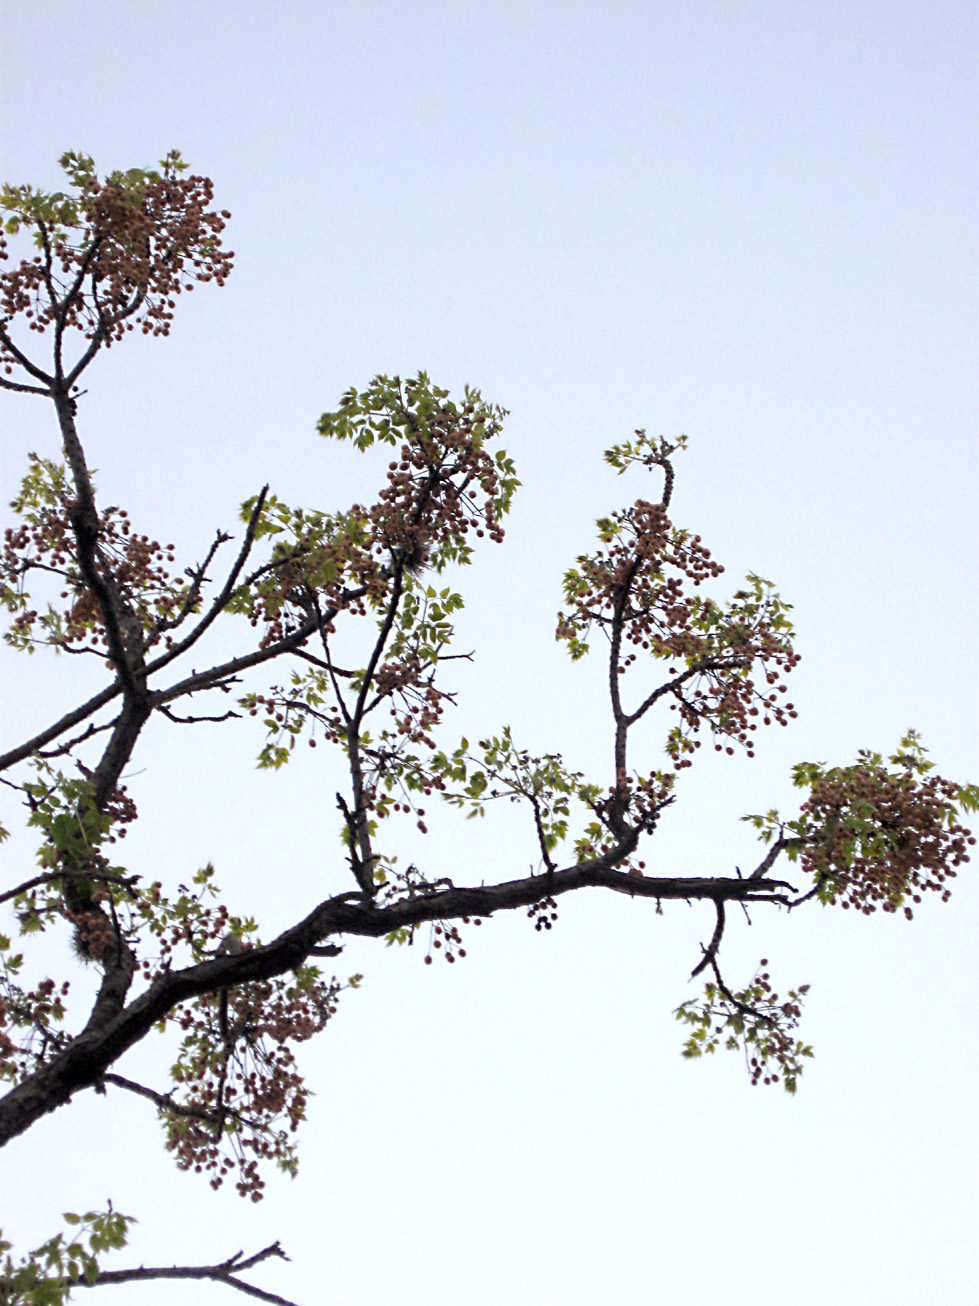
0,852,793,1147
90,696,152,809
149,619,323,706
54,390,145,704
67,494,142,702
79,939,138,1038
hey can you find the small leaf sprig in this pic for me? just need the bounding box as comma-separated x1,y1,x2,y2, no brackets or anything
675,959,813,1094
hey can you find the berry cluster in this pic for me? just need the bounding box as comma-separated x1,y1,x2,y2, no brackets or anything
0,150,232,375
0,946,72,1086
558,492,799,766
528,895,559,931
367,399,508,571
2,455,184,655
165,968,346,1201
423,920,469,964
798,754,974,917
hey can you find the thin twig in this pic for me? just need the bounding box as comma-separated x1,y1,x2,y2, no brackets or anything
690,899,725,978
145,488,269,673
36,717,118,759
159,706,240,725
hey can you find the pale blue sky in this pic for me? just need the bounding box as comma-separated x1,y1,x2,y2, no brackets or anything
1,3,976,1303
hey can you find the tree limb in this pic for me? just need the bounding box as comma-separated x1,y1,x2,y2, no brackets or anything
85,1241,297,1305
0,373,52,396
53,233,105,383
624,655,747,728
0,848,794,1147
101,1072,222,1126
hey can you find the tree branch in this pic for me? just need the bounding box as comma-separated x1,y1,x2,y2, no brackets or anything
101,1072,222,1126
0,682,124,773
64,286,146,388
36,716,119,759
690,899,725,979
159,705,239,725
51,231,104,383
86,1241,296,1305
0,374,52,395
290,647,356,677
0,852,794,1147
624,655,746,728
0,320,54,386
344,568,406,890
151,531,232,636
149,619,323,707
0,541,365,778
748,835,789,880
67,494,143,702
0,868,138,908
607,558,641,836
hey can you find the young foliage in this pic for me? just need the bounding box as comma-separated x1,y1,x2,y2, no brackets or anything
675,960,813,1094
0,1208,134,1305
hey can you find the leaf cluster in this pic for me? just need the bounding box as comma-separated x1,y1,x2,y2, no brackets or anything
0,1209,133,1305
675,960,813,1093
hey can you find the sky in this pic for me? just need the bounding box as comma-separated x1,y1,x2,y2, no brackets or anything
0,1,976,1303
